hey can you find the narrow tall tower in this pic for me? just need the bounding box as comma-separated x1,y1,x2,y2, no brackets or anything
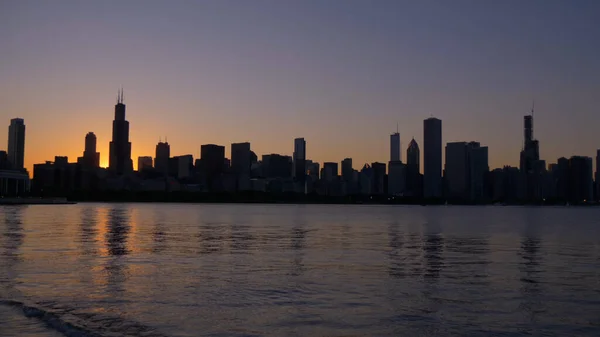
423,117,442,198
519,103,541,200
7,118,26,171
390,129,400,162
406,138,421,197
108,89,133,175
293,138,306,185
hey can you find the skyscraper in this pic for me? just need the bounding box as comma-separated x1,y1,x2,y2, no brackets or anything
387,161,406,196
555,157,570,201
371,162,386,195
154,141,170,175
262,154,293,179
445,142,469,199
108,89,133,175
293,138,306,184
406,138,421,197
341,158,353,182
519,107,543,201
231,142,251,175
390,131,400,162
423,117,442,198
7,118,25,170
201,144,226,189
231,142,251,191
468,142,489,202
596,150,600,201
78,132,100,167
444,141,489,202
568,156,593,203
137,156,153,171
322,162,338,182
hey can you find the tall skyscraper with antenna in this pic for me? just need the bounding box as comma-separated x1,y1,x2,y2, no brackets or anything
519,102,543,200
108,89,133,175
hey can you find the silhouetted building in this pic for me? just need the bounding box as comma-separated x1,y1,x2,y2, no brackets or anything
262,154,292,179
424,117,442,198
388,161,406,196
406,138,421,197
444,141,488,202
568,156,593,203
0,151,9,169
7,118,25,170
519,109,543,201
491,166,520,202
169,155,194,179
468,142,489,202
108,90,133,175
306,161,320,181
293,138,306,184
231,142,251,175
359,164,372,195
154,141,170,175
201,144,226,189
231,142,251,191
341,158,353,182
137,156,153,171
33,156,83,195
322,162,338,182
552,157,569,201
371,162,386,195
0,169,29,196
77,132,100,168
445,142,469,199
596,150,600,201
390,131,400,162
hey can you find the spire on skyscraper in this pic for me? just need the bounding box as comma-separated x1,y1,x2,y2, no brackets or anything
117,87,124,104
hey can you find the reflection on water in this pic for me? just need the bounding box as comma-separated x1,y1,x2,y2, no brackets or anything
80,206,98,256
104,206,131,298
424,233,444,280
106,206,131,256
289,208,306,277
1,204,600,337
387,222,404,278
519,236,545,324
151,208,167,254
0,206,25,296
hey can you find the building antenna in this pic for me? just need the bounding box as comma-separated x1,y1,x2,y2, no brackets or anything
396,122,399,133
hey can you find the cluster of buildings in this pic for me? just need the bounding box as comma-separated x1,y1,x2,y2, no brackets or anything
2,92,599,204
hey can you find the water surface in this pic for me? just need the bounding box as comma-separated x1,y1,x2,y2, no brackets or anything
1,204,600,336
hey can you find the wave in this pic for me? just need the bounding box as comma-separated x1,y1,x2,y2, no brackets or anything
0,299,170,337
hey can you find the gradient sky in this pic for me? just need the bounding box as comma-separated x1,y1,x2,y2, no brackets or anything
1,0,599,173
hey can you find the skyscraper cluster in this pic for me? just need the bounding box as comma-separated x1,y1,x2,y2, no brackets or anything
3,91,596,204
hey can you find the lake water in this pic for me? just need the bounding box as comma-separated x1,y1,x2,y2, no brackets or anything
1,203,600,337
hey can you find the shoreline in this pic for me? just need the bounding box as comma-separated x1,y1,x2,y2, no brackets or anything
0,197,76,205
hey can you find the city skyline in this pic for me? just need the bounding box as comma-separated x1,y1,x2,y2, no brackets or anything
3,92,600,175
2,1,599,173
